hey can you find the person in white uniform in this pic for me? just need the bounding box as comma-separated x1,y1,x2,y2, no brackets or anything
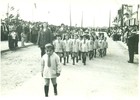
88,35,94,60
93,36,98,58
71,34,79,65
98,37,104,57
103,37,108,56
80,34,88,65
63,34,71,64
41,43,62,97
53,35,64,63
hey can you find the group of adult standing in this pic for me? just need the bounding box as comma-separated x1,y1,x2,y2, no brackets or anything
1,20,46,50
108,25,139,63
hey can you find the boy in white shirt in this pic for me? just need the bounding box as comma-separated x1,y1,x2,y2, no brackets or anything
98,37,104,57
93,36,98,58
103,37,108,56
71,34,79,65
88,35,94,60
41,43,61,97
53,35,63,63
69,34,74,59
9,26,18,50
78,35,83,60
80,34,88,65
63,34,71,64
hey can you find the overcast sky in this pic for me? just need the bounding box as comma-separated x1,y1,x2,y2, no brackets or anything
0,0,139,27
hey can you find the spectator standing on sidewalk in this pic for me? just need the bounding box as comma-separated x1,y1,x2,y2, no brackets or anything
21,28,26,47
103,37,108,56
8,26,18,50
57,23,66,39
1,21,9,41
127,26,139,63
16,23,23,41
31,23,38,44
41,43,61,97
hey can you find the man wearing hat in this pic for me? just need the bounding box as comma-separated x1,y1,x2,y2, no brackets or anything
41,43,62,97
127,26,139,63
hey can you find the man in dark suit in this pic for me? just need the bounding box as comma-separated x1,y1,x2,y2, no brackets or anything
1,22,9,41
37,22,54,57
127,26,139,63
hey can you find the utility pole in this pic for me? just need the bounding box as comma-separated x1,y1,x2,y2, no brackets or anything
137,4,139,25
81,11,83,28
69,3,72,30
109,10,111,28
32,4,34,22
121,4,124,27
93,16,94,28
6,3,9,25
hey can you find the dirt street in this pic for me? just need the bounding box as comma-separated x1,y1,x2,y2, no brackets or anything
0,35,139,99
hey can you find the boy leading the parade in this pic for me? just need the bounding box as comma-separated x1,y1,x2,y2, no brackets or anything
41,43,61,97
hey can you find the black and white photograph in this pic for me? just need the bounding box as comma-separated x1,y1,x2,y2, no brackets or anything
0,0,139,99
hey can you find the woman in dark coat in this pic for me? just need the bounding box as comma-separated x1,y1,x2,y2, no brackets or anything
37,22,54,57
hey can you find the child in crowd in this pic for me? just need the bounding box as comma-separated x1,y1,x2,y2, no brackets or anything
103,37,108,56
21,28,26,47
9,26,18,50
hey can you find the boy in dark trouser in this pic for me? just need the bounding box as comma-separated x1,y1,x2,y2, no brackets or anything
93,36,98,58
63,35,71,64
71,34,79,65
80,34,88,65
82,52,87,65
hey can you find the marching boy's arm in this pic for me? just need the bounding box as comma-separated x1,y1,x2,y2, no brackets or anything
56,55,62,76
41,58,45,77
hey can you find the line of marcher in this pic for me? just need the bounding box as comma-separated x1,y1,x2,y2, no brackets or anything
36,22,108,97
